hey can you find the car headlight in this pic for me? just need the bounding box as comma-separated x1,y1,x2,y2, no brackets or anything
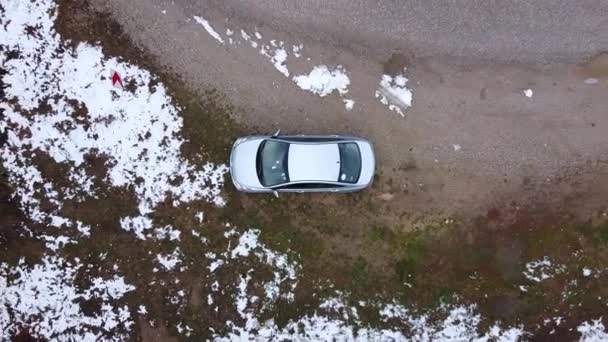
233,137,245,147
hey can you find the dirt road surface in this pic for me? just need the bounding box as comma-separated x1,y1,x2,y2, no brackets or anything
87,0,608,218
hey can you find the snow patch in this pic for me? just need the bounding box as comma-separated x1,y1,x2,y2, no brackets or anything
157,248,183,271
120,216,153,240
583,267,593,277
579,319,608,341
138,305,147,315
293,65,350,97
524,256,566,282
231,229,260,258
375,73,413,117
523,89,533,98
292,44,303,58
343,99,355,111
271,48,289,77
193,16,224,44
154,225,182,241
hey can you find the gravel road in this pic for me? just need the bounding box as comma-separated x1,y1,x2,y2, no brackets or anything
87,0,608,217
200,0,608,64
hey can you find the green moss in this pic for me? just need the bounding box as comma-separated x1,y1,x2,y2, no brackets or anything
351,256,369,291
430,286,454,306
175,88,240,165
593,222,608,243
368,224,390,242
394,257,416,284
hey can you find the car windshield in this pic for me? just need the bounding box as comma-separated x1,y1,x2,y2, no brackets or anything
256,139,290,186
338,142,361,183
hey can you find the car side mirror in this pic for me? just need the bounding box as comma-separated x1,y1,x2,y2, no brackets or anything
272,129,281,137
272,190,279,198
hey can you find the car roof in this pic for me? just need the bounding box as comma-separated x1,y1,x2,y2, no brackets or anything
287,143,340,182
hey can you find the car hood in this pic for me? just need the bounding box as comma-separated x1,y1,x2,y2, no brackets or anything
230,138,264,189
356,140,375,186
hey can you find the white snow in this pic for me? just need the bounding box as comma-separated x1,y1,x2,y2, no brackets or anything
218,294,524,341
120,216,153,240
375,73,413,117
231,229,260,258
194,212,204,224
76,221,92,237
42,235,75,251
157,248,182,271
193,20,365,111
0,256,135,341
583,268,593,277
523,89,533,98
154,225,182,241
271,48,289,77
579,319,608,341
213,229,524,341
524,256,566,282
343,99,355,111
206,229,299,307
176,322,193,336
292,44,303,58
293,65,350,97
199,24,297,79
0,0,227,243
138,305,148,315
209,259,224,272
241,29,252,41
193,16,224,44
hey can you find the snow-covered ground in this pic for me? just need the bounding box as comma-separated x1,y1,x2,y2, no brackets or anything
0,256,134,340
579,319,608,342
0,0,606,341
220,294,525,341
0,0,224,339
1,0,227,245
523,256,566,282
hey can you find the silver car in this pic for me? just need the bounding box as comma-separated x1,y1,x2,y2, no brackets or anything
229,131,375,195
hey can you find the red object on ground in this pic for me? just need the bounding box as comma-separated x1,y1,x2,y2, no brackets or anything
111,71,123,87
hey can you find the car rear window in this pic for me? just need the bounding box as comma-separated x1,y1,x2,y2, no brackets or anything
256,139,290,186
338,142,361,183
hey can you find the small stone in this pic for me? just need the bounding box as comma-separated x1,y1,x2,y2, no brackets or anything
379,193,394,201
584,78,599,85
